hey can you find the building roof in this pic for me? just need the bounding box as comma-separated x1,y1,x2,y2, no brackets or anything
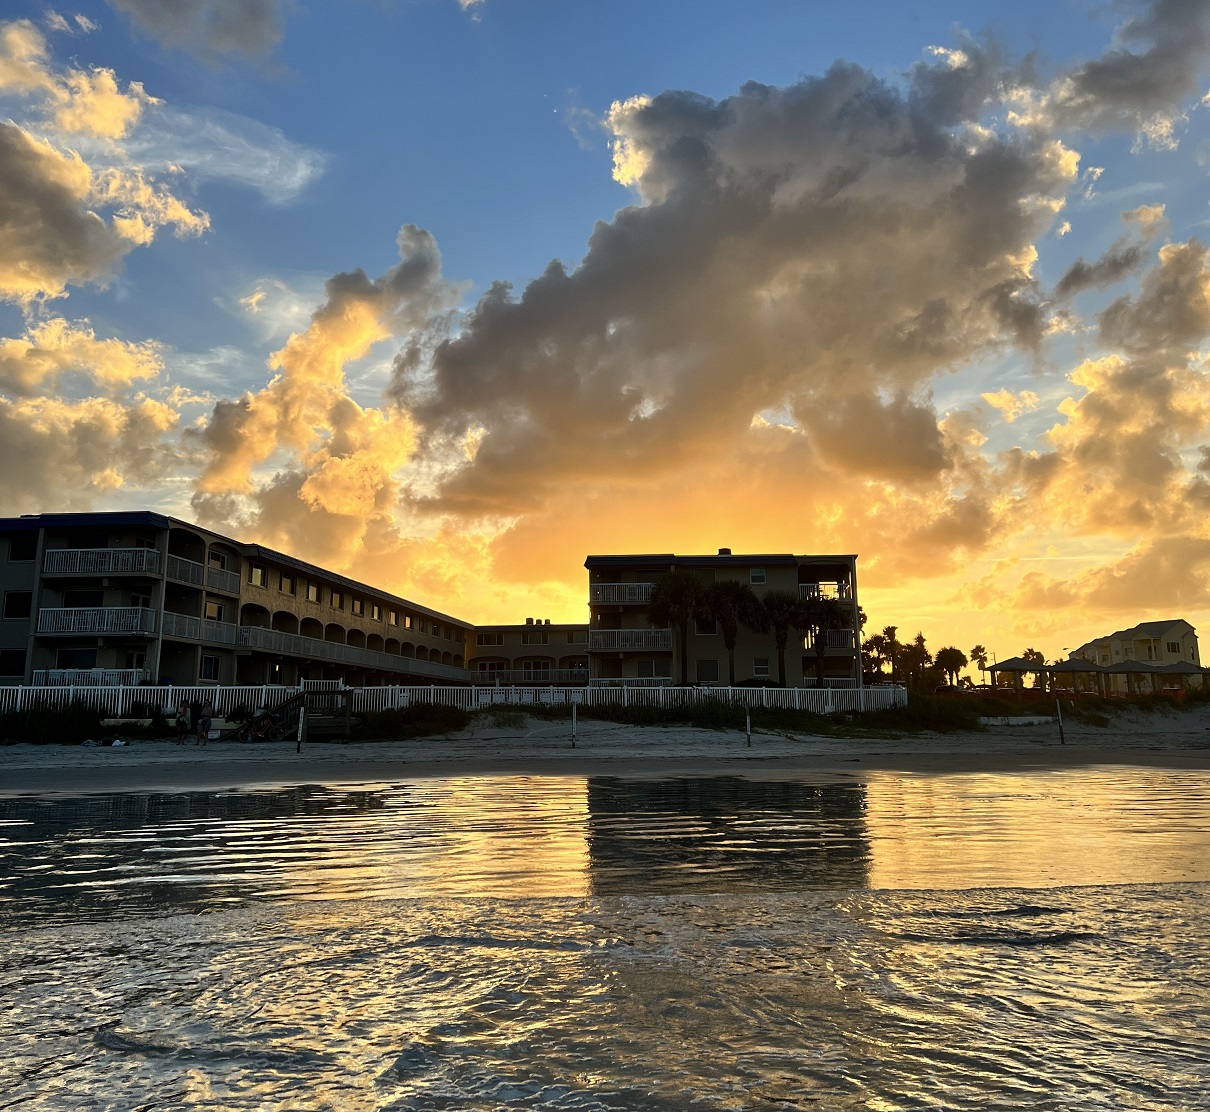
584,552,855,569
0,511,471,628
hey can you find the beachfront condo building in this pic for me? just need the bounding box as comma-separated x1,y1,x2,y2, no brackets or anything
585,550,862,687
1071,620,1200,668
466,619,590,685
0,512,473,687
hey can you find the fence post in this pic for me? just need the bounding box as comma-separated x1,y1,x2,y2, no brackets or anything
623,685,629,708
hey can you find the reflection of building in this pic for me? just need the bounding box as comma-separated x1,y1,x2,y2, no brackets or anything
466,619,589,684
585,777,871,894
0,512,472,686
586,550,860,686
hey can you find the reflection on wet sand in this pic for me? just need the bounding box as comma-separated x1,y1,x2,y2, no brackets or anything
585,776,870,894
2,766,1209,927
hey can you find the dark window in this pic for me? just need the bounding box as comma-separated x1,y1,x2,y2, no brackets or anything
200,655,220,681
1167,641,1181,654
696,659,719,682
694,617,719,636
7,535,36,561
63,589,104,607
477,632,504,646
56,648,97,669
0,649,25,676
3,591,32,619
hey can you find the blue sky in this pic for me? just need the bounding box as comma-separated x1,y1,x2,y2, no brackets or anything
3,0,1210,662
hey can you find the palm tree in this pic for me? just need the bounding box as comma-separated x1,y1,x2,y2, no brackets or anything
935,646,968,686
761,590,807,688
804,596,847,686
969,644,988,684
881,625,901,683
700,579,765,686
899,633,932,691
863,633,888,680
646,570,707,686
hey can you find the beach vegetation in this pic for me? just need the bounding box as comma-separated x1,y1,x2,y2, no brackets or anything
0,700,105,744
351,704,470,741
759,590,807,687
935,647,968,686
646,571,710,686
699,580,766,686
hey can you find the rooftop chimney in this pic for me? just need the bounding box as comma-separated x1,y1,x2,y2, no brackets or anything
718,547,731,555
526,617,534,625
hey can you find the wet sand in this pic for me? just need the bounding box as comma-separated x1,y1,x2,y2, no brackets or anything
3,705,1209,794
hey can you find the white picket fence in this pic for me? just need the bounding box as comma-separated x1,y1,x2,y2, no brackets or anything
0,682,907,717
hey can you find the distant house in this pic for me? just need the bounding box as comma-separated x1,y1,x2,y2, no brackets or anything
466,619,589,685
1069,619,1201,692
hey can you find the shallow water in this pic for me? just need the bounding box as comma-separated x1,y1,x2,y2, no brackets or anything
2,767,1209,1109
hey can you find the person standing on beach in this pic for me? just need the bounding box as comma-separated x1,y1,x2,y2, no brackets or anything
175,699,190,745
197,699,213,746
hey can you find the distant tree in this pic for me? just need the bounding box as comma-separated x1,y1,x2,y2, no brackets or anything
1022,646,1047,690
881,625,902,683
935,646,968,686
898,632,933,691
857,605,868,632
969,644,989,682
863,633,888,680
646,571,707,686
804,596,848,686
700,579,766,686
760,590,808,688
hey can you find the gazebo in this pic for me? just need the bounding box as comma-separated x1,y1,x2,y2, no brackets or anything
1102,659,1162,695
1048,658,1106,695
1157,660,1206,692
988,655,1049,692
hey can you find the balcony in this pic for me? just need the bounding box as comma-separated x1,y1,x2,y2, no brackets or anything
43,548,159,576
237,625,472,682
799,582,852,602
589,628,673,652
803,628,856,650
472,668,590,686
589,582,655,606
162,612,240,644
32,668,150,686
166,554,204,586
37,607,157,635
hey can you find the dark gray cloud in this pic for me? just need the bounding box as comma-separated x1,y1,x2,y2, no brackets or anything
107,0,287,60
1055,242,1146,298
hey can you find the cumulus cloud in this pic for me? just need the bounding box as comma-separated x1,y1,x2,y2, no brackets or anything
0,317,162,395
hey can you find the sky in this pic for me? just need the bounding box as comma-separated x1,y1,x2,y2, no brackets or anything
3,0,1210,667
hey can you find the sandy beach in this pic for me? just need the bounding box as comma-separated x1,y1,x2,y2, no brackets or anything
3,703,1209,795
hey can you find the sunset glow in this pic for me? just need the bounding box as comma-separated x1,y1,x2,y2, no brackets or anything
4,1,1210,666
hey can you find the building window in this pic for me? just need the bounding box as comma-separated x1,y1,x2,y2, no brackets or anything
418,619,427,634
7,535,36,561
351,598,363,616
124,650,146,671
567,630,588,644
477,661,506,674
131,593,151,610
750,568,765,585
477,632,504,647
404,614,412,630
753,657,770,678
331,590,343,610
280,573,295,595
2,591,32,620
694,617,718,636
204,600,224,622
0,649,26,676
306,582,320,603
1167,641,1181,654
57,648,96,669
637,659,655,678
696,659,720,683
207,550,227,571
200,655,220,681
250,565,266,587
521,630,549,645
388,610,397,626
371,603,381,621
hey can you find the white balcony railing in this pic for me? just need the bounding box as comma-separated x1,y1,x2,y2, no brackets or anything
37,607,157,635
43,548,159,576
32,668,150,687
237,624,471,681
166,554,205,586
589,676,675,687
162,612,241,644
589,582,655,605
799,582,853,602
803,628,856,650
206,566,241,595
589,628,673,652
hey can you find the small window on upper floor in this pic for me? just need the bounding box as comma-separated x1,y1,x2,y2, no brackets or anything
388,610,397,626
371,603,381,621
204,600,224,622
418,618,427,635
331,590,343,610
351,598,363,616
280,572,295,595
208,550,227,571
8,535,36,561
750,568,766,585
568,630,588,644
521,629,549,645
306,582,320,603
403,614,412,630
694,617,718,636
250,565,266,587
477,632,504,647
1167,641,1181,654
